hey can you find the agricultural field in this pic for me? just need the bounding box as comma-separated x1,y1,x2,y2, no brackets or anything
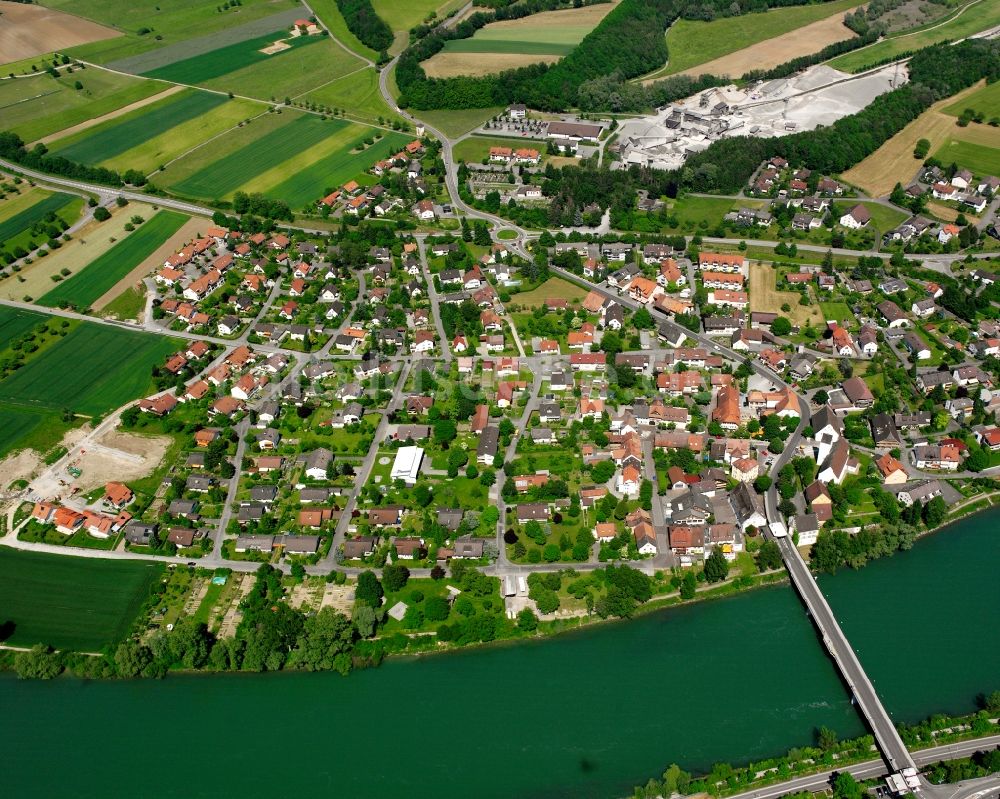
828,0,1000,72
37,210,189,310
141,28,326,85
0,322,180,417
0,69,166,144
749,262,823,328
0,305,47,344
840,82,985,197
307,0,377,60
0,189,82,258
0,548,163,651
48,89,230,167
301,68,397,126
643,0,857,79
423,2,615,77
931,138,1000,179
42,0,303,64
200,37,363,101
415,106,505,138
161,112,402,206
0,0,119,62
943,79,1000,119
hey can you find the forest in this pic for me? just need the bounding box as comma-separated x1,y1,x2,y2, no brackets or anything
336,0,393,53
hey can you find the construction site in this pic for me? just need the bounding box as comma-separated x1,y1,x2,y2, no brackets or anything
613,63,908,171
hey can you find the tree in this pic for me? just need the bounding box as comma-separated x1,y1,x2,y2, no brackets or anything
771,316,792,336
753,475,772,493
833,772,863,799
755,540,783,571
114,639,152,677
517,608,538,631
703,547,729,583
14,644,63,679
680,570,697,600
433,418,457,445
382,563,410,592
922,496,947,528
296,608,355,673
425,595,450,621
93,206,111,221
351,604,378,638
355,570,383,607
817,725,839,751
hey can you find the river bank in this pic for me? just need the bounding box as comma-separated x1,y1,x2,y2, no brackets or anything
0,506,996,798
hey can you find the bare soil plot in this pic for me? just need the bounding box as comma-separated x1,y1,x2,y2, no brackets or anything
749,261,823,327
90,215,204,310
841,82,984,197
673,8,855,79
35,85,183,146
0,1,120,62
421,52,561,78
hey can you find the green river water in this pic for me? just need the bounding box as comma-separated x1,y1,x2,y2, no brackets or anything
1,509,997,798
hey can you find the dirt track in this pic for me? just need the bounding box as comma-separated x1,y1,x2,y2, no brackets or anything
0,1,119,61
671,8,856,79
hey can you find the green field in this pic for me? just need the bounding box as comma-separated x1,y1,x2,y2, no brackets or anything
44,0,302,64
669,195,768,228
931,138,1000,178
0,323,179,417
646,0,857,78
0,548,163,651
0,70,165,144
944,80,1000,118
0,307,47,343
453,135,546,163
308,0,378,60
37,210,188,309
265,129,411,207
415,106,504,138
49,89,228,165
201,38,363,100
142,29,321,84
444,39,578,56
373,0,452,33
301,68,397,125
165,114,347,200
819,301,853,322
0,191,78,243
850,201,908,231
829,0,1000,72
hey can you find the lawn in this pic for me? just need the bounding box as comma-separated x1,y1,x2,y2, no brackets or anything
411,106,504,138
164,113,337,200
512,277,589,308
0,548,163,651
853,201,908,231
943,79,1000,119
38,211,189,310
931,138,1000,178
0,323,180,417
44,0,302,64
453,135,546,163
100,285,146,321
819,301,853,323
0,69,166,143
670,195,766,229
263,129,411,208
373,0,454,33
649,0,857,77
829,0,1000,72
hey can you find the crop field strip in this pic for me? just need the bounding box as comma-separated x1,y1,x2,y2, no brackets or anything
0,322,180,417
0,70,166,144
37,211,189,310
141,28,326,85
43,0,303,65
49,89,228,166
269,129,412,205
0,191,77,242
0,404,51,458
105,6,311,75
0,549,164,651
932,139,1000,178
165,114,351,201
0,306,48,344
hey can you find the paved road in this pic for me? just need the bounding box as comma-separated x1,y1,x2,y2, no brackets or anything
416,236,452,362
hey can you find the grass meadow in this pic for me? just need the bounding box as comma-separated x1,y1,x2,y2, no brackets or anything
0,323,179,417
0,548,163,651
0,190,78,242
307,0,378,60
302,68,397,125
0,70,165,143
943,80,1000,119
932,138,1000,178
38,210,189,309
0,306,47,344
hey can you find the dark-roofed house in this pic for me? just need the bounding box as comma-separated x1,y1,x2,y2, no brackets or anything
842,376,874,408
517,503,549,523
477,425,499,465
343,536,378,560
437,508,464,531
452,535,485,559
730,483,766,532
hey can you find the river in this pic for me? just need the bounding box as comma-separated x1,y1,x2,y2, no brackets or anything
1,509,997,799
